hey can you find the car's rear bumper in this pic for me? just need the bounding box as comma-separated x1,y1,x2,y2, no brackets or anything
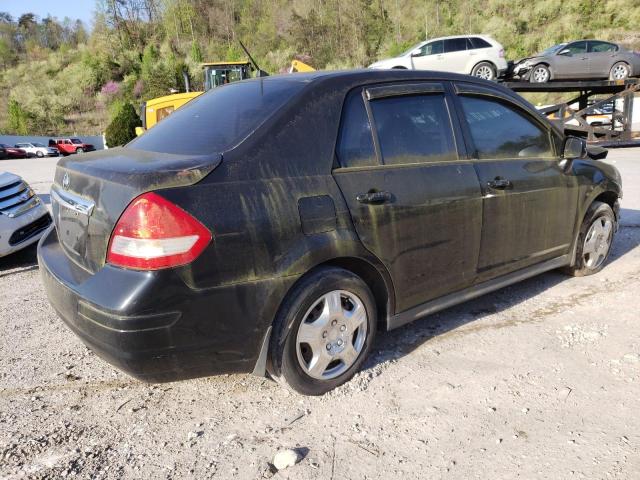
37,226,297,382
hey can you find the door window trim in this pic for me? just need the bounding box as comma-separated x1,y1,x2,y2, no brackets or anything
452,82,561,160
334,81,465,171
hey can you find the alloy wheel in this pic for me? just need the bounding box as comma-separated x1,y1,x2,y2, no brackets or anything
611,64,628,80
582,216,613,269
474,65,494,80
532,66,549,83
296,290,368,380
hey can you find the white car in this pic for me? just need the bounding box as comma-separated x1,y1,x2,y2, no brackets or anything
14,142,59,158
0,172,51,257
369,35,509,81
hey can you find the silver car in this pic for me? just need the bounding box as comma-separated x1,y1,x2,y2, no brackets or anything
514,40,640,83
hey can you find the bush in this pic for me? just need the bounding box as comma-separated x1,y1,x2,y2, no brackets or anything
104,102,141,147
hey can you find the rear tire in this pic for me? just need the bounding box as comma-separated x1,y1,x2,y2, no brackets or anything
609,62,630,81
36,151,44,158
392,66,407,69
562,201,615,277
530,64,550,83
471,62,496,81
268,267,377,395
76,147,84,154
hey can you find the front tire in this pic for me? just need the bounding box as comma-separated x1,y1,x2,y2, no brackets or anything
75,147,84,154
563,201,615,277
268,267,377,395
36,151,44,158
530,64,550,83
471,62,496,81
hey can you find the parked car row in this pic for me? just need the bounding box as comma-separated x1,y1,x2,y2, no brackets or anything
0,138,96,159
370,35,640,83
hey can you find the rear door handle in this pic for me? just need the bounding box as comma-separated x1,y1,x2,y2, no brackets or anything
487,178,512,190
356,191,392,204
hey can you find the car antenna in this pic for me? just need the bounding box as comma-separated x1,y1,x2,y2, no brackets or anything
238,39,269,77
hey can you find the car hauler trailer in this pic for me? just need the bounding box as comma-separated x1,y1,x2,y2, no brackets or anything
503,79,640,146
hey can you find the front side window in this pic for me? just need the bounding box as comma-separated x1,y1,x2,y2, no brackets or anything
459,96,554,159
563,41,587,55
370,94,456,165
336,90,376,168
444,38,468,53
422,40,443,56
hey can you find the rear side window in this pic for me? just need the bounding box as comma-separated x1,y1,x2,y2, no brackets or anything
444,38,468,53
129,78,307,155
469,37,492,49
336,90,376,168
459,96,554,159
370,94,456,165
589,41,618,53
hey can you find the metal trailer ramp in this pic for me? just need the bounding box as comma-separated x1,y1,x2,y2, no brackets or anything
502,79,640,146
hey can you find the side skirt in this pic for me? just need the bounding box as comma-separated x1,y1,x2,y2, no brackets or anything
387,254,571,331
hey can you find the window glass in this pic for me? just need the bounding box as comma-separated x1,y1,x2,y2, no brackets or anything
460,96,553,159
129,78,307,155
421,40,443,56
336,90,376,168
589,41,617,53
469,37,491,49
564,41,587,55
444,38,468,53
370,94,456,165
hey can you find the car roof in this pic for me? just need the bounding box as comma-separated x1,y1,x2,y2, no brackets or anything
422,34,495,43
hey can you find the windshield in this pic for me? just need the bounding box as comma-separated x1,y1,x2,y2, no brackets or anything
71,138,83,144
129,78,308,155
33,142,46,147
539,43,566,56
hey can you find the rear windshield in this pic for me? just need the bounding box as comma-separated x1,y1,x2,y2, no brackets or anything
129,78,308,155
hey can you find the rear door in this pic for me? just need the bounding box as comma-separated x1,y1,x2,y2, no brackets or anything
452,82,579,281
587,41,619,78
443,38,471,74
333,82,483,313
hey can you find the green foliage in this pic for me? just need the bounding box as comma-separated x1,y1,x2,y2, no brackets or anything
2,0,640,135
7,99,29,135
105,102,141,147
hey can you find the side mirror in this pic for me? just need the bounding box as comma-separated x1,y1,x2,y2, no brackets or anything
563,136,587,159
410,48,422,57
558,49,571,56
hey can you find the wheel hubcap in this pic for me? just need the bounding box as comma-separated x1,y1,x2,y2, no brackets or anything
612,65,627,80
533,67,548,83
475,66,492,80
296,290,368,380
582,217,613,269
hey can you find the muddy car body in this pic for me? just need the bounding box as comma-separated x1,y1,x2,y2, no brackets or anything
39,70,622,395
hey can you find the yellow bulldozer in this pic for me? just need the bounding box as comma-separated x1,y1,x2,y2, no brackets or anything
136,43,315,135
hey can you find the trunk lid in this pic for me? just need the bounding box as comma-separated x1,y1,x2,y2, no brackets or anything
51,147,221,273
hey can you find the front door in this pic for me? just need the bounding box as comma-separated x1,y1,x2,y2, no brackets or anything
554,41,590,79
453,84,579,281
412,40,445,71
333,83,483,313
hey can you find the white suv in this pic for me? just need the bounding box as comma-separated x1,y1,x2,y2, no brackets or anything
369,35,508,81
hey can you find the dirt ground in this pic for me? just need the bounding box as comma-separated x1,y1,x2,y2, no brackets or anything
1,149,639,479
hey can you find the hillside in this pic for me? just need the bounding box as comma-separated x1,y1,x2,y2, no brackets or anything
1,0,640,136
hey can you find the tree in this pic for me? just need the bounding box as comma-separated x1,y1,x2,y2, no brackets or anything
7,99,29,135
105,102,141,147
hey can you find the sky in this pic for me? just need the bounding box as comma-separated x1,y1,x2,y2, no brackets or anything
0,0,95,26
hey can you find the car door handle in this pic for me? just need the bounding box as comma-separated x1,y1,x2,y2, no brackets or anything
487,177,512,190
356,191,392,204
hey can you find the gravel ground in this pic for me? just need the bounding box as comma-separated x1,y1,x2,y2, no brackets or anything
1,149,639,479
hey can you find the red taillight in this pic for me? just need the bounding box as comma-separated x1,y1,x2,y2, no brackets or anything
499,49,505,58
107,192,212,270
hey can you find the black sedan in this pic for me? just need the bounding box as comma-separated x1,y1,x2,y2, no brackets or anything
39,70,622,395
513,39,640,83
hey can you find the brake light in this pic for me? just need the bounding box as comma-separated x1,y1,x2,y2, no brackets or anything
107,192,211,270
499,49,505,58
